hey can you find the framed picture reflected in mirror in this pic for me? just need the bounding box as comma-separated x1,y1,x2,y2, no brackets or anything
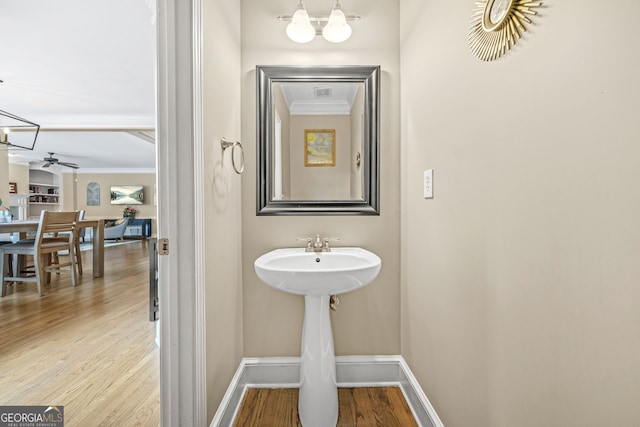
304,129,335,167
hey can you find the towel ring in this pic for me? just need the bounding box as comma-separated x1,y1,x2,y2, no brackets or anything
220,137,244,174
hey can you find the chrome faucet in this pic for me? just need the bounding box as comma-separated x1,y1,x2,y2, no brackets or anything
312,234,324,251
297,235,339,252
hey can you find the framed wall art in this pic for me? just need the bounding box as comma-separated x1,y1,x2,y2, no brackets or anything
110,185,144,205
87,182,100,206
469,0,542,61
304,129,336,167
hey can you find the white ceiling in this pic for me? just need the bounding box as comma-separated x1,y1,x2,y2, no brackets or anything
280,82,360,115
0,0,157,172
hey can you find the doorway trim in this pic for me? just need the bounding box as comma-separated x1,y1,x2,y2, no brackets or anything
157,0,207,425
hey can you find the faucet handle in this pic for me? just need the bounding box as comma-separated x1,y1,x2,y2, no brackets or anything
296,237,313,250
323,237,340,250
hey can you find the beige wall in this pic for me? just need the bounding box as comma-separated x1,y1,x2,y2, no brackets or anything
400,1,640,426
62,172,157,232
8,163,30,196
241,0,400,357
203,0,243,422
350,85,364,199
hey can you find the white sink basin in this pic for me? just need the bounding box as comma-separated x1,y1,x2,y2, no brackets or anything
254,247,381,296
254,246,381,427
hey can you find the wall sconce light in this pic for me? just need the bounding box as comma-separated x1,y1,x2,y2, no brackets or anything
278,0,360,44
0,110,40,150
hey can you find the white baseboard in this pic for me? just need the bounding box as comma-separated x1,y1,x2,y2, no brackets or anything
210,355,444,427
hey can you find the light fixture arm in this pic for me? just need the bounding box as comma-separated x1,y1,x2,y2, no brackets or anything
276,14,361,23
277,13,360,26
0,110,40,150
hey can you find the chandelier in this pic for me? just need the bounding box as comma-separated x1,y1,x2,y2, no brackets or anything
0,110,40,150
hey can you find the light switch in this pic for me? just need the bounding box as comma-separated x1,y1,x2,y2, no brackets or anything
424,169,433,198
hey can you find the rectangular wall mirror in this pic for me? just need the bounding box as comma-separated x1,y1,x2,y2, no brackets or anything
257,65,380,215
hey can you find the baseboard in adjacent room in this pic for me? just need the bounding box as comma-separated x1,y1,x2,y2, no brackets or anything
210,355,444,427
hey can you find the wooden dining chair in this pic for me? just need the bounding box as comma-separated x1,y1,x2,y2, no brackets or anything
0,236,15,277
52,209,85,276
0,210,79,297
74,210,85,275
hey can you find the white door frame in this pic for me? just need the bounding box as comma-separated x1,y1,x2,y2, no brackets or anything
157,0,206,425
274,111,283,200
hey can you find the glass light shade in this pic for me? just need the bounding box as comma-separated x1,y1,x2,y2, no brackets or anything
286,7,316,43
322,7,352,43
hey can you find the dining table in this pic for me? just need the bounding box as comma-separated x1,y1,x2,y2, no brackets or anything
0,219,105,278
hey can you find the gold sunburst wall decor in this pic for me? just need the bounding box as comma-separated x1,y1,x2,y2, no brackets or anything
469,0,542,61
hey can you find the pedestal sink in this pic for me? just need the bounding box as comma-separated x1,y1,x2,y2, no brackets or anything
254,247,381,427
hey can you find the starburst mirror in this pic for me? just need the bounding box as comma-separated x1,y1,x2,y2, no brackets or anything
469,0,542,61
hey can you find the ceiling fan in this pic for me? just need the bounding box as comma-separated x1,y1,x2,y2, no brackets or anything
41,152,79,169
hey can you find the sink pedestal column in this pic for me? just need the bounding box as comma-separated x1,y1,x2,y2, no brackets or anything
299,294,338,427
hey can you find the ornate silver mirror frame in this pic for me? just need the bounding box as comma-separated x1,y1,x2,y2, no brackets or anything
257,65,380,215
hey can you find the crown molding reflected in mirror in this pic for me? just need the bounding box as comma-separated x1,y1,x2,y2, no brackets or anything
257,65,380,215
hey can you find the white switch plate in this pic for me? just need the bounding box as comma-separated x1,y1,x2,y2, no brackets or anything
424,169,433,198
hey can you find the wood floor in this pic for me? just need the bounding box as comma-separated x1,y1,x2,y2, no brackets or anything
234,387,418,426
0,240,160,426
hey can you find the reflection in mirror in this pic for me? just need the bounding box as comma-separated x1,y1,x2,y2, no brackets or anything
257,66,380,215
272,82,364,201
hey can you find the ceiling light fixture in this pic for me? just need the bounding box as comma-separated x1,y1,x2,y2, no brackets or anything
278,0,359,44
285,0,316,43
0,110,40,150
322,0,352,43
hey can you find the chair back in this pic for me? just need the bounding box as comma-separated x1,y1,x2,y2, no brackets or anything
34,211,79,251
77,210,87,240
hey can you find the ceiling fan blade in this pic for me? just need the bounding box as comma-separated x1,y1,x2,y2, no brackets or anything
59,162,79,169
42,162,51,168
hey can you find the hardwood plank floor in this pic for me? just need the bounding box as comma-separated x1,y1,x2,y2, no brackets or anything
234,387,418,427
0,240,160,427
